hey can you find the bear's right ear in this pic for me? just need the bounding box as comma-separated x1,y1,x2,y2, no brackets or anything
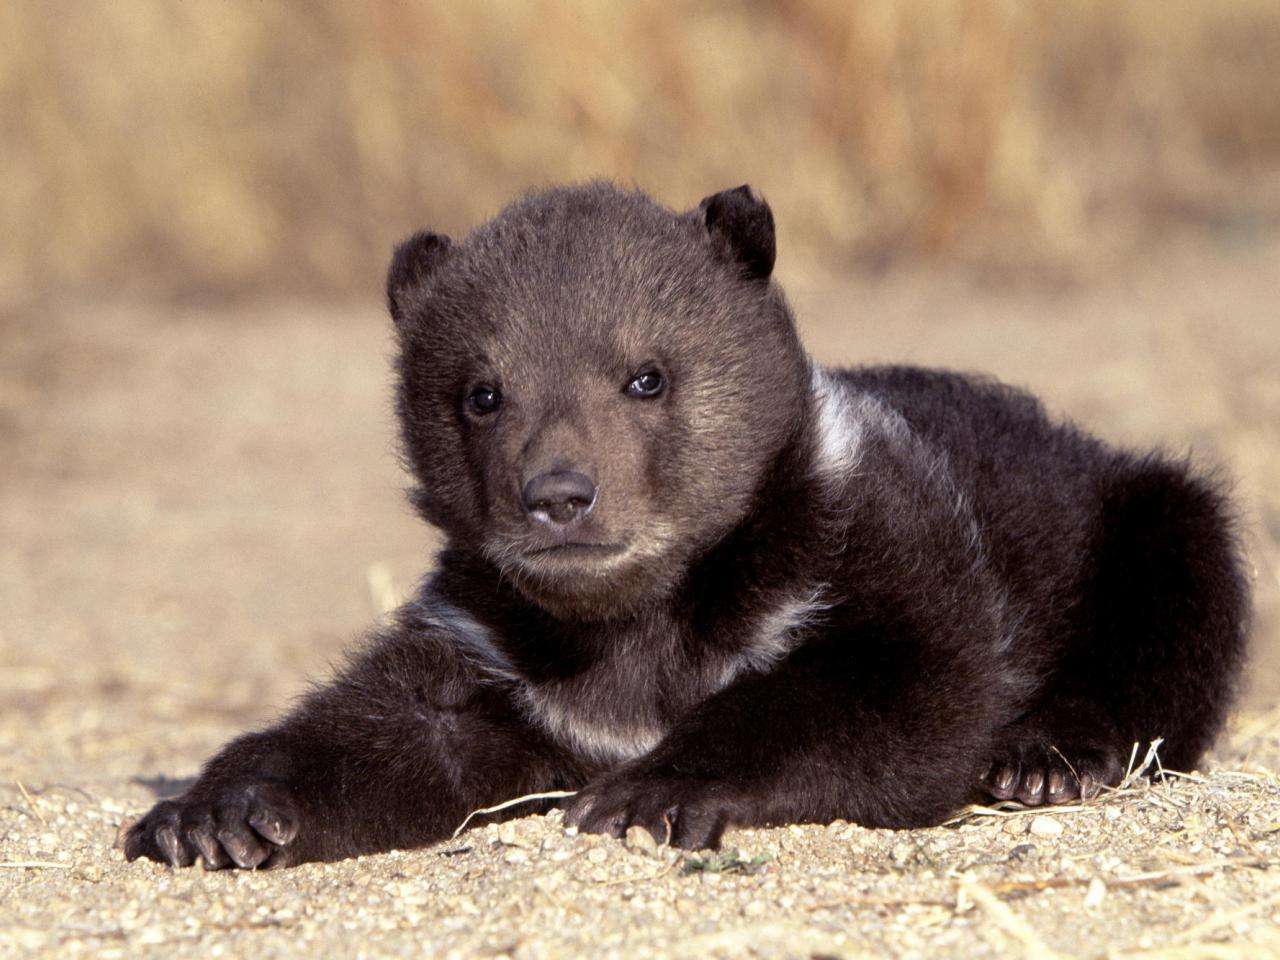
698,185,775,282
386,231,452,327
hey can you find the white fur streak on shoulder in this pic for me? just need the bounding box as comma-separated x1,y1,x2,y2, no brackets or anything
416,597,522,684
810,365,865,482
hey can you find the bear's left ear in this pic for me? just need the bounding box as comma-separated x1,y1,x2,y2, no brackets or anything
386,231,452,327
698,185,775,282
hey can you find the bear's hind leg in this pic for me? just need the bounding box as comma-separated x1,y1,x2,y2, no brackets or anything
983,456,1249,806
1083,456,1249,772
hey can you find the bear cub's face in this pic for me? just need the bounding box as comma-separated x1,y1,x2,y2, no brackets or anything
387,184,811,621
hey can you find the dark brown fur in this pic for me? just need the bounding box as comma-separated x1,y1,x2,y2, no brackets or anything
124,183,1250,868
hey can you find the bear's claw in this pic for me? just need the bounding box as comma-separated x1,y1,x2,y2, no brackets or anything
123,782,300,870
566,771,751,851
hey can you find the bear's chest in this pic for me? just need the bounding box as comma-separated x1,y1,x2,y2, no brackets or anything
514,619,728,766
513,591,827,766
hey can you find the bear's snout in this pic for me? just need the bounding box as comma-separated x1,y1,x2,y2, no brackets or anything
522,469,597,526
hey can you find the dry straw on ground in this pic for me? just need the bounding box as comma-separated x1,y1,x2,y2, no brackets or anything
3,754,1280,958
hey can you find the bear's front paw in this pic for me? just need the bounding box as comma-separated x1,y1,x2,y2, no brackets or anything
122,781,301,870
564,772,753,851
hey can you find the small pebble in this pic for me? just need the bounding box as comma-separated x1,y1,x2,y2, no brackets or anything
497,821,537,849
1029,816,1064,838
1084,876,1107,909
624,825,658,857
889,840,915,864
1008,843,1037,862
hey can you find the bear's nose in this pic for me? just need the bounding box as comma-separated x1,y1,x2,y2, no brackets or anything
522,470,597,525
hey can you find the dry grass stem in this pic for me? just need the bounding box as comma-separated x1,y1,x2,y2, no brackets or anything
958,875,1065,959
1170,889,1280,945
14,780,47,827
807,857,1272,916
451,790,578,840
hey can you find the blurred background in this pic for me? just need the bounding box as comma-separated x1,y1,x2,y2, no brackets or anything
4,0,1280,300
2,1,1279,790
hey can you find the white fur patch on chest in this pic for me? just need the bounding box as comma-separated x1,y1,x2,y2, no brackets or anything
421,595,667,763
519,588,836,766
519,691,664,765
437,580,846,765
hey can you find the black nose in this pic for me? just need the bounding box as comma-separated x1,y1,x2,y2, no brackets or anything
522,470,597,525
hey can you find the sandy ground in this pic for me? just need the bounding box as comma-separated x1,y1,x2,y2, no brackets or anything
2,233,1279,957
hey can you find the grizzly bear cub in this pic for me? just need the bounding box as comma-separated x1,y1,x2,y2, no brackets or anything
125,183,1249,869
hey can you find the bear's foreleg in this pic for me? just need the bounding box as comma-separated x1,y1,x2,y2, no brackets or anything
123,622,579,868
565,626,1010,849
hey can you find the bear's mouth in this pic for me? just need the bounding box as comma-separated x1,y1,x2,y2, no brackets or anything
523,542,625,558
513,540,635,576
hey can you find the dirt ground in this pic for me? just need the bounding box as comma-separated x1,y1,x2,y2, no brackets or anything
2,232,1279,957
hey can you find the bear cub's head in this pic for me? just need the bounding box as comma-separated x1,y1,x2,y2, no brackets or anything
388,183,811,621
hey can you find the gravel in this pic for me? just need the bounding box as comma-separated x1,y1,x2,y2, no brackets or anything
3,766,1280,958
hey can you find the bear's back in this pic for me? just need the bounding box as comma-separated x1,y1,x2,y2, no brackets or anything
836,365,1114,619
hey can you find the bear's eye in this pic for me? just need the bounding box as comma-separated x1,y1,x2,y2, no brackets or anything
625,367,667,399
467,385,502,415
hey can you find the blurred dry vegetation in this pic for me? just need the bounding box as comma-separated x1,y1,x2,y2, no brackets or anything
3,0,1280,302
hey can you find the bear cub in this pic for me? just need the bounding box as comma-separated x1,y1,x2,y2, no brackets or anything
125,183,1249,868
